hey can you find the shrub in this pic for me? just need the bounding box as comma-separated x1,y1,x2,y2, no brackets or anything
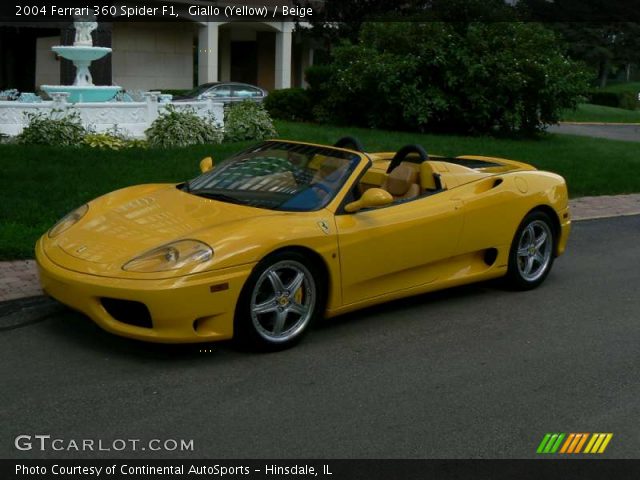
17,109,86,146
305,65,332,94
84,126,148,150
305,65,334,122
126,139,149,149
224,101,277,142
145,105,222,148
263,88,313,121
83,132,128,150
320,22,590,134
589,91,639,110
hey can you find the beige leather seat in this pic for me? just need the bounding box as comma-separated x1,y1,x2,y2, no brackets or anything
420,161,439,191
381,163,420,201
312,157,345,183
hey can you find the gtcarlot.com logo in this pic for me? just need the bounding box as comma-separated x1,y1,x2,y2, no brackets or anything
14,435,194,452
537,433,613,455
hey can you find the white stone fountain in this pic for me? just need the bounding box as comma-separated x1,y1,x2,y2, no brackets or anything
41,18,121,103
0,17,224,138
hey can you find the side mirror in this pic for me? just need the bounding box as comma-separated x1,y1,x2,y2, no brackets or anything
344,188,394,213
199,156,214,173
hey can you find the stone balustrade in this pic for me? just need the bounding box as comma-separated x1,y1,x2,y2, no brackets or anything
0,92,224,139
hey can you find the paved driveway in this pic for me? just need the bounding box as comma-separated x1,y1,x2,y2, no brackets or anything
1,216,639,459
548,123,640,142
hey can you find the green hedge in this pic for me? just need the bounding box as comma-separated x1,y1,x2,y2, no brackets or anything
305,65,333,123
264,88,313,121
589,91,639,110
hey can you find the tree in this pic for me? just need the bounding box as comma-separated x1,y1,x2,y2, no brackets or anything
521,0,640,87
318,22,590,134
301,0,517,59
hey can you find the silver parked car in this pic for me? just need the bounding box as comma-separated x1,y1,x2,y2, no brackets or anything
173,82,267,103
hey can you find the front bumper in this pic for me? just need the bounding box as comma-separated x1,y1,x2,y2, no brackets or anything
36,239,254,343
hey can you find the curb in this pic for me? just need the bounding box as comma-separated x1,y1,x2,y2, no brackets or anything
572,211,640,222
559,122,640,126
0,295,64,331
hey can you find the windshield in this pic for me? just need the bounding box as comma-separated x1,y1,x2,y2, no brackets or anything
185,141,360,211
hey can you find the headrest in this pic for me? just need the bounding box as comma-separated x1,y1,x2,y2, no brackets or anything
313,157,345,182
420,161,437,191
385,164,418,196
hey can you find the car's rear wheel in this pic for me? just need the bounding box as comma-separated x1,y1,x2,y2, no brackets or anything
506,211,556,290
234,251,324,351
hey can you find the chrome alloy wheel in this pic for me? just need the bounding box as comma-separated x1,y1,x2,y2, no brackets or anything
250,260,316,343
516,219,553,282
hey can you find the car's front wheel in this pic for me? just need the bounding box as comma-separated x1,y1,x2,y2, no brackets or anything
506,210,556,290
234,251,324,351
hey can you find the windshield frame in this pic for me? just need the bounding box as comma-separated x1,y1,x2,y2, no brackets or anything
184,140,368,213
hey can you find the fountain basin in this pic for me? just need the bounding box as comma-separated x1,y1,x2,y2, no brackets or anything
52,45,112,62
41,85,122,103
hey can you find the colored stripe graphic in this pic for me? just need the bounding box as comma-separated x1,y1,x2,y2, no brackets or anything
559,433,575,454
598,434,613,453
539,433,613,454
574,433,589,453
537,434,552,454
584,433,613,454
567,433,582,453
537,433,565,454
550,434,565,453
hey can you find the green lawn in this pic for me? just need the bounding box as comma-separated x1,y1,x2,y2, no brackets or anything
1,120,640,260
562,103,640,123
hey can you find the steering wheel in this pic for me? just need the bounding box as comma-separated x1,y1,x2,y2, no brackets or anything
386,144,429,174
334,136,365,152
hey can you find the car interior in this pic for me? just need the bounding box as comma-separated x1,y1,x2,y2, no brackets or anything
332,137,444,205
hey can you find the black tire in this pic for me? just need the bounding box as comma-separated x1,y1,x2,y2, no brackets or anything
506,210,557,290
233,250,326,351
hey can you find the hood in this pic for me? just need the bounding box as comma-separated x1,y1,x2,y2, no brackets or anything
48,184,279,271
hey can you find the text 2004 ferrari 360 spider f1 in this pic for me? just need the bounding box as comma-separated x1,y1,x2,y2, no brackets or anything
36,137,570,350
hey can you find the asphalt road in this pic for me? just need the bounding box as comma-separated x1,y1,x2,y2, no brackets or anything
548,123,640,142
1,216,639,460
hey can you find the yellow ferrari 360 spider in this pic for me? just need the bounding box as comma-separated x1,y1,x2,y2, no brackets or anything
36,137,570,350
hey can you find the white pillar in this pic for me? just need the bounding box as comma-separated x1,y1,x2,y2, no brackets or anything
198,22,219,84
275,28,292,89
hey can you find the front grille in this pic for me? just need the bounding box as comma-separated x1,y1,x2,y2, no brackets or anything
101,298,153,329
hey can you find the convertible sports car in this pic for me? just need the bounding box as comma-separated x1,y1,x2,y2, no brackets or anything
36,137,570,350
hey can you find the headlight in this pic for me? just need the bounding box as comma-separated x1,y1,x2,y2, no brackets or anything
48,204,89,238
123,240,213,273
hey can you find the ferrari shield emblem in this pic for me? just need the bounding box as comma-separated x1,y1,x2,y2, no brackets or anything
317,220,330,234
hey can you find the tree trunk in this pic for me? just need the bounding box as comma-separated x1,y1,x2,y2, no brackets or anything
626,63,632,82
599,59,610,88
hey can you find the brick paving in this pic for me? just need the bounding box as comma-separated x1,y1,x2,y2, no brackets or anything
570,193,640,221
1,194,639,304
0,260,41,302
